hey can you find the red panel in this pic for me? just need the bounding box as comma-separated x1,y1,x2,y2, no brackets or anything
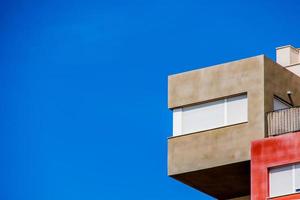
251,131,300,200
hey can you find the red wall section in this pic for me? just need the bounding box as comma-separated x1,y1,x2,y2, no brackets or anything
251,131,300,200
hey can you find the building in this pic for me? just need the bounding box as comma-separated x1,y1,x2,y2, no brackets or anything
167,45,300,199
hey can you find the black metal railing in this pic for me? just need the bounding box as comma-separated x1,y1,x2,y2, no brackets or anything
267,107,300,136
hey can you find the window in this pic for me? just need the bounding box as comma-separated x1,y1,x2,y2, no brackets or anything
273,97,291,111
172,94,248,136
269,163,300,197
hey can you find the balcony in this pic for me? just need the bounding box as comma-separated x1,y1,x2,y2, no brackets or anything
267,107,300,137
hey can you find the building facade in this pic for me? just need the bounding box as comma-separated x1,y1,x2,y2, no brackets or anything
168,45,300,199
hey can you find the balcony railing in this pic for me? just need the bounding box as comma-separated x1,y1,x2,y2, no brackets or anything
267,107,300,137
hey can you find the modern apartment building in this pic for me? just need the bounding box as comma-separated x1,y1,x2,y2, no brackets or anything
168,45,300,199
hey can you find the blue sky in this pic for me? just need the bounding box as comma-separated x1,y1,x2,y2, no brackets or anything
1,0,300,199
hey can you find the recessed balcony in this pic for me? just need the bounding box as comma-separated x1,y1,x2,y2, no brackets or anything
267,107,300,137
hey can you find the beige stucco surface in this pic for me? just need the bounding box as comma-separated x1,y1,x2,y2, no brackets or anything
168,56,265,175
264,57,300,114
168,55,264,109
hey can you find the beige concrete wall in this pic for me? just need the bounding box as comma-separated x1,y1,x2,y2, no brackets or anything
168,56,266,175
169,56,264,109
264,57,300,113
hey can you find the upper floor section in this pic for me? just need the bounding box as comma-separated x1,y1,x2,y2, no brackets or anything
168,47,300,199
168,54,300,140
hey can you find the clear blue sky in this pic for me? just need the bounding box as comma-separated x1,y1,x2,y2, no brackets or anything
1,0,300,199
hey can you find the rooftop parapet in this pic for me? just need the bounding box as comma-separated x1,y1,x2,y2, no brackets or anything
276,45,300,77
276,45,300,67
